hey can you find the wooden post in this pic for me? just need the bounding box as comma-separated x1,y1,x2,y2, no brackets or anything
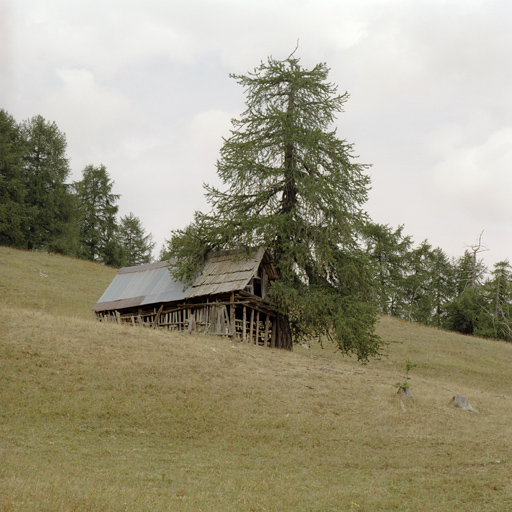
221,305,231,335
242,306,247,343
264,315,270,348
215,306,223,334
230,292,236,338
255,311,260,345
188,312,196,334
270,317,276,348
249,309,254,344
152,305,164,329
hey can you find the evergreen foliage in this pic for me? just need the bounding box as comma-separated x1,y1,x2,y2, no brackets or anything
0,109,155,269
362,223,412,316
118,212,155,266
74,164,121,264
428,247,456,328
166,53,383,360
2,101,512,343
453,249,487,293
20,115,78,254
362,226,512,343
0,109,29,247
479,260,512,341
444,286,487,335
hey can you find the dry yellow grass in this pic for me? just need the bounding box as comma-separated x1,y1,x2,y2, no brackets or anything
1,247,512,511
0,246,116,319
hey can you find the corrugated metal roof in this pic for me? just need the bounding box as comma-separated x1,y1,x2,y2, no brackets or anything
92,296,146,312
117,260,169,274
92,260,190,312
92,248,275,312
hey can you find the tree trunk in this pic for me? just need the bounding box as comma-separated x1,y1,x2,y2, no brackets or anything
276,314,293,350
282,82,298,214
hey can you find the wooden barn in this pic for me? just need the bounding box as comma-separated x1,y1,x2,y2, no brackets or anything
92,247,292,349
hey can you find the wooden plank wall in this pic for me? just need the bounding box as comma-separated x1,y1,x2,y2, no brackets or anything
96,301,287,348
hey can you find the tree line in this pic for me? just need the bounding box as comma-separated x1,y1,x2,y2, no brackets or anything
0,109,154,267
3,55,511,354
362,223,512,342
160,53,512,353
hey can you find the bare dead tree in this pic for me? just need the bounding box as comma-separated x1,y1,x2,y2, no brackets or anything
465,230,488,289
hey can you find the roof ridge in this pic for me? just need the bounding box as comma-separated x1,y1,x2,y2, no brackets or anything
117,259,175,274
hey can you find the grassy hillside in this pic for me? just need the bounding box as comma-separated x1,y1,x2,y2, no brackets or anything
1,246,511,511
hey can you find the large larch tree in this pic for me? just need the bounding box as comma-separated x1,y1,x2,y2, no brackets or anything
167,53,383,360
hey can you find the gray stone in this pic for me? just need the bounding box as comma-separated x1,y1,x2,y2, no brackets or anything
452,395,479,413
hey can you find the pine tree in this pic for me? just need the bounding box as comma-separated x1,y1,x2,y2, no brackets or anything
428,247,456,328
74,164,121,264
0,110,30,247
362,223,412,316
21,115,78,254
444,286,487,336
453,249,487,294
403,241,436,323
119,212,155,266
167,53,383,360
480,261,512,341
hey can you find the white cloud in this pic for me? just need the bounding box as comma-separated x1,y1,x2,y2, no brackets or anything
44,68,134,175
3,0,512,264
430,128,512,220
0,1,16,97
186,109,232,159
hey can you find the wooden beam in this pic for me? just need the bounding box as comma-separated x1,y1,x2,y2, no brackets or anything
151,305,164,329
242,306,247,343
215,306,223,334
219,305,227,335
230,292,235,337
255,311,260,345
249,308,254,344
188,313,196,334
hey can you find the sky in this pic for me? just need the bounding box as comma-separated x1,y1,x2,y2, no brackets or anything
1,0,511,267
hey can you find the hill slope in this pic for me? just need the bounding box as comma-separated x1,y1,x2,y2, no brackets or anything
1,247,511,511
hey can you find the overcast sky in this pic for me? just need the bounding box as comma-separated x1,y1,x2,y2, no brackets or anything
2,0,511,267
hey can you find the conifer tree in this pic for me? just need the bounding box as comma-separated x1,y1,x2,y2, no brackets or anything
480,260,512,341
75,164,121,264
119,212,155,266
167,53,383,360
0,110,29,247
428,247,456,328
21,115,78,254
362,223,412,316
